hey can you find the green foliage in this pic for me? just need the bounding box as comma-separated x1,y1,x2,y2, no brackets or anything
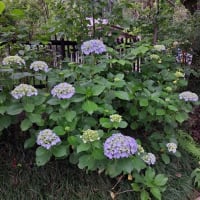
132,167,168,200
191,168,200,188
0,1,199,199
177,130,200,159
0,1,5,14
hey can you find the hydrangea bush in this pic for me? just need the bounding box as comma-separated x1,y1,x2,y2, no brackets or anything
0,40,199,200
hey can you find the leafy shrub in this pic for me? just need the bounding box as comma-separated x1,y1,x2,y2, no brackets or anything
0,40,198,199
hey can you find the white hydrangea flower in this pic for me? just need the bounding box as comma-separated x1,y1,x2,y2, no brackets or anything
11,84,38,99
2,55,25,66
30,61,49,72
154,45,166,52
142,153,156,165
166,143,177,153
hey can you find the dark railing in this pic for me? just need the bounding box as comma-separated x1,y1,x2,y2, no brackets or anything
1,32,141,70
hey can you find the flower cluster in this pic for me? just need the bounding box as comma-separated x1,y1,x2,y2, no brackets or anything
153,45,166,52
51,82,75,99
80,129,100,143
142,153,156,165
2,55,25,66
110,114,122,123
179,91,198,102
175,71,184,78
176,48,193,65
150,54,160,60
11,84,38,99
81,39,106,55
36,129,61,149
103,133,138,159
30,61,49,72
166,143,177,153
137,144,145,155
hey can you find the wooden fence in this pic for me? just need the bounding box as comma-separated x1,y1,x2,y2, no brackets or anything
1,33,141,70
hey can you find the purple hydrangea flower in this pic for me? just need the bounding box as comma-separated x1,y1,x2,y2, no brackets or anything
179,91,198,102
103,133,138,159
51,82,75,99
142,153,156,165
11,84,38,99
37,129,61,149
30,61,49,72
81,39,106,55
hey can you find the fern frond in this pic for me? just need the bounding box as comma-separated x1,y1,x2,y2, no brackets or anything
177,130,200,159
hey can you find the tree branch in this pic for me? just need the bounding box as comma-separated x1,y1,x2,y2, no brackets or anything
166,0,175,7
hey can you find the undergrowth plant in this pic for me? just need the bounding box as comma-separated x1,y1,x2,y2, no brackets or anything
0,39,199,200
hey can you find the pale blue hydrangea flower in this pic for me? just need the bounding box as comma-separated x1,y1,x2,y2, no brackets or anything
142,153,156,165
81,39,106,55
103,133,138,159
80,129,100,143
2,55,25,66
37,129,61,149
30,61,49,72
51,82,75,99
166,143,177,153
11,84,38,99
179,91,198,102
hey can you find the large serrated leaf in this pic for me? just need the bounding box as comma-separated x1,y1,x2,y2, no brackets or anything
7,104,23,115
82,100,98,114
114,91,130,100
20,119,32,131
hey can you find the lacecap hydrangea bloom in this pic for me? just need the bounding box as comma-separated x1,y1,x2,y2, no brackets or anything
103,133,138,159
37,129,61,149
80,129,100,143
142,153,156,165
81,39,106,55
2,55,25,66
51,82,75,99
179,91,198,102
30,61,49,72
11,84,38,99
110,114,122,123
166,143,177,153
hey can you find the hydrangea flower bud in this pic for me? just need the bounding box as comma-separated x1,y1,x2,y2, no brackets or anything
142,153,156,165
80,129,100,143
103,133,138,159
11,84,38,99
137,144,145,155
30,61,49,72
175,71,184,78
51,82,75,99
37,129,61,149
166,143,177,153
81,39,106,55
150,54,160,60
179,91,198,102
110,114,122,123
2,55,25,66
